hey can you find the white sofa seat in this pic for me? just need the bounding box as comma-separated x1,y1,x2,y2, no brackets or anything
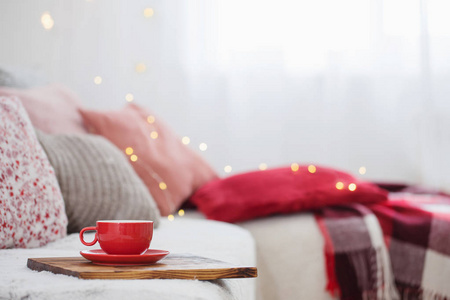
0,218,257,300
239,213,333,300
184,210,334,300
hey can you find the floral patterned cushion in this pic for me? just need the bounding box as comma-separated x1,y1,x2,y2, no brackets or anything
0,96,67,249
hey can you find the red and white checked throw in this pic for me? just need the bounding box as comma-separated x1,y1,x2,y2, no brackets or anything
315,193,450,300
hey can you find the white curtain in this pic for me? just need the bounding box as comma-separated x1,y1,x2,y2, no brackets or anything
178,0,450,189
1,0,450,189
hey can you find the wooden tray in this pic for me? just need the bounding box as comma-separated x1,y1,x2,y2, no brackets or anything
27,254,257,280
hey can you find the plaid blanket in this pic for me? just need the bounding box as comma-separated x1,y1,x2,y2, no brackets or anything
315,193,450,300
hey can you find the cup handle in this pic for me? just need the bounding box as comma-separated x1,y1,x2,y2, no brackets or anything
79,226,98,246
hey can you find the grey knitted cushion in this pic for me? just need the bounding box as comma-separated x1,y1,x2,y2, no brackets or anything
36,131,160,233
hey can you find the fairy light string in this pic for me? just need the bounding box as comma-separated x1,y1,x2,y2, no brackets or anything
83,4,367,221
122,114,175,219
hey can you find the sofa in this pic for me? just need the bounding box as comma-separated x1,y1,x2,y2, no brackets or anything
3,77,450,300
0,79,336,300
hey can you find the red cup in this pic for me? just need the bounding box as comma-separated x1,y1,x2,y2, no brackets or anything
79,220,153,255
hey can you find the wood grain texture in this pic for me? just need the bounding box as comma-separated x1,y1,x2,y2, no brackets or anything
27,254,257,280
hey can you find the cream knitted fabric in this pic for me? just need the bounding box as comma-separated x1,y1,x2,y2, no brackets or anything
36,131,160,233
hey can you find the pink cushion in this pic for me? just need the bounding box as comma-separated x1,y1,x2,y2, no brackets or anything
0,84,87,134
0,96,68,249
79,103,218,216
190,165,388,223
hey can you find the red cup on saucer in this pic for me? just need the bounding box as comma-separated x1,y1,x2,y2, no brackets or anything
79,220,153,255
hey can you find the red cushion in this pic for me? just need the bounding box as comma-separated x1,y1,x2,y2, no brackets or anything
190,165,388,223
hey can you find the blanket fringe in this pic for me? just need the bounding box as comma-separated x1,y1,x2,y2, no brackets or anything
396,285,449,300
374,245,400,300
338,247,399,300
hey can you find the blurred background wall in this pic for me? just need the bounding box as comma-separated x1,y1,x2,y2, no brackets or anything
1,0,450,189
